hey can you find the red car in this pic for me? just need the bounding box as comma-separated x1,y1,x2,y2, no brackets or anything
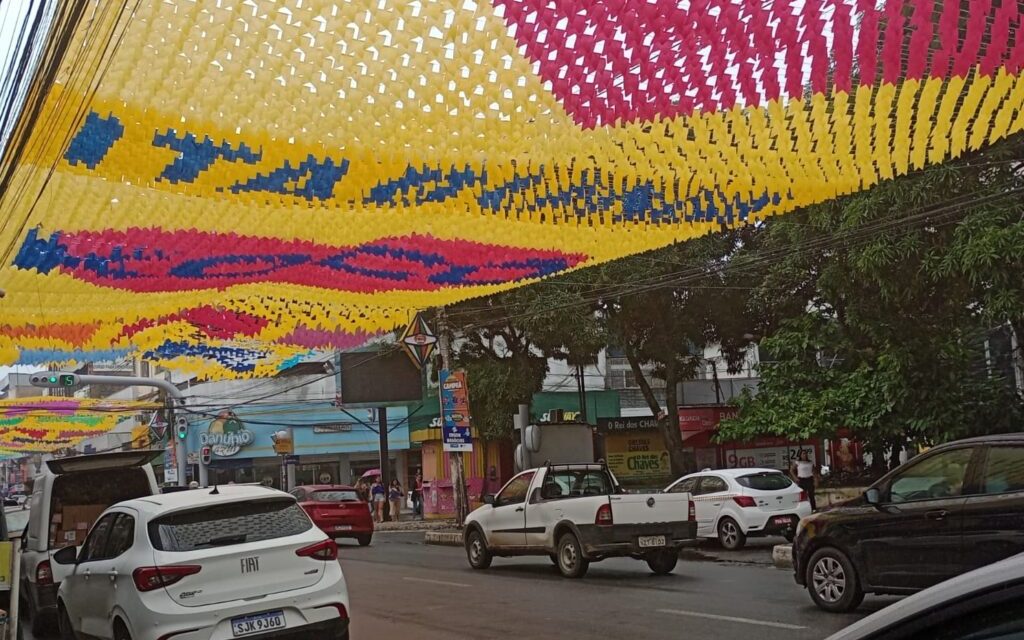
292,484,374,546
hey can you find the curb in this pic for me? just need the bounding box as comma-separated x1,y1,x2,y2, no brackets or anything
424,531,464,546
773,544,793,570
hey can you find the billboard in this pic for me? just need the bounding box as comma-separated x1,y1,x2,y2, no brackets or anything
338,349,422,404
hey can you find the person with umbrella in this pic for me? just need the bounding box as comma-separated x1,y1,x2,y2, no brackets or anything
370,475,386,523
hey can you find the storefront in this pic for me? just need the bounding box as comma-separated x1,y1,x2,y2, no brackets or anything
598,406,826,487
185,403,412,491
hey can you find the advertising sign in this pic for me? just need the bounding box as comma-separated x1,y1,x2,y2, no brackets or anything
200,410,255,457
725,445,816,471
164,443,179,484
439,370,473,452
604,432,672,486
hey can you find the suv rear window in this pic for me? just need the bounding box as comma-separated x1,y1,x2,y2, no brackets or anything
149,499,312,552
311,490,359,502
736,472,793,491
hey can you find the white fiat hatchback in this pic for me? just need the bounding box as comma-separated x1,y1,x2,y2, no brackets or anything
53,485,350,640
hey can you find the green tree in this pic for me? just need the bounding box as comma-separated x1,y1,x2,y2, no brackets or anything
597,229,758,476
720,134,1024,466
444,278,605,442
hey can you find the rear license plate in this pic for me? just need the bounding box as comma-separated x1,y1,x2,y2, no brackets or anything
638,535,666,548
231,610,286,637
333,524,353,531
773,516,793,527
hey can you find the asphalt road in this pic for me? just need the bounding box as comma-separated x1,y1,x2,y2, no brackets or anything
25,532,894,639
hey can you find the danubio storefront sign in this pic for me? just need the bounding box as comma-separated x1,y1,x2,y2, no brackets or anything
200,429,255,457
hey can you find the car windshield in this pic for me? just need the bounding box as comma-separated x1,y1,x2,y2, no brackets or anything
149,498,312,552
311,490,360,502
736,472,793,491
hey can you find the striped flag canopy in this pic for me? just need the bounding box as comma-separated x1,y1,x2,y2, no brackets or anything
1,0,1021,377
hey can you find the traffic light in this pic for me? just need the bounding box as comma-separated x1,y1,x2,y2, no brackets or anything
30,373,79,388
175,416,189,441
200,446,212,466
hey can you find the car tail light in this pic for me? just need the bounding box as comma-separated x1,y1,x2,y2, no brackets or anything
733,496,757,508
296,539,338,561
316,603,349,620
688,500,696,521
595,503,613,526
798,491,809,503
132,566,201,592
36,560,53,586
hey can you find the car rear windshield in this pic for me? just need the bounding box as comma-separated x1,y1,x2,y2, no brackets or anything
736,472,793,491
312,490,359,502
149,498,312,552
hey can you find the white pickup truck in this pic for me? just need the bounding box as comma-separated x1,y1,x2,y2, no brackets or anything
464,463,697,578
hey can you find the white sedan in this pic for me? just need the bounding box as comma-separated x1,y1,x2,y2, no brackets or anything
53,485,350,640
664,468,811,550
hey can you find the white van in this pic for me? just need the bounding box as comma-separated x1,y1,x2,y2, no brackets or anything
20,450,162,634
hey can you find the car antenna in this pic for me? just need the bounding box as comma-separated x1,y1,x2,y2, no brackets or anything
210,485,220,495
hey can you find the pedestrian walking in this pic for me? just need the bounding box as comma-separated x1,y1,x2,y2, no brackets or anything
412,470,423,517
791,449,818,511
370,477,386,523
389,479,404,522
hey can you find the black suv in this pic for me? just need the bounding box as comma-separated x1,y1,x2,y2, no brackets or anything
793,433,1024,612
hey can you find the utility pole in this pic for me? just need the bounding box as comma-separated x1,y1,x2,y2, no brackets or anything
437,307,469,525
378,407,392,521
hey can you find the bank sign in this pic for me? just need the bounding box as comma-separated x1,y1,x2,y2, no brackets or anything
439,370,473,452
200,410,255,457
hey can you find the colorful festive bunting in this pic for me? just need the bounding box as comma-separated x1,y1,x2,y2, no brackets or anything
2,0,1024,376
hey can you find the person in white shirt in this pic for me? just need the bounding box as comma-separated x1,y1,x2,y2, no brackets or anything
790,449,817,511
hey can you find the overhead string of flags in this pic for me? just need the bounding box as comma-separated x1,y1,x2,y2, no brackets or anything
2,0,1024,377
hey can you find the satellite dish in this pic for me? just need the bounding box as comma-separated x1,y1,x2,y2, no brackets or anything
525,424,542,453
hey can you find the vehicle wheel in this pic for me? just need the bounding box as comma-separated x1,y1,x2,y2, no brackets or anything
717,517,747,551
57,603,76,640
807,547,865,613
357,534,372,547
556,532,589,579
465,529,492,570
646,549,679,575
113,619,133,640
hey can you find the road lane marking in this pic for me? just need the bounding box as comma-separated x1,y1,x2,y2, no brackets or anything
656,609,807,630
403,576,471,588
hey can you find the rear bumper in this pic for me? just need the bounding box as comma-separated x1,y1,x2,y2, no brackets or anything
28,580,59,617
747,513,803,538
243,617,349,640
315,521,374,536
576,522,698,557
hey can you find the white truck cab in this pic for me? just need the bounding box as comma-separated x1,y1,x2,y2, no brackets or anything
465,463,697,578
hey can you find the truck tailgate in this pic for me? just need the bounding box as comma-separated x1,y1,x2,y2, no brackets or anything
609,493,691,524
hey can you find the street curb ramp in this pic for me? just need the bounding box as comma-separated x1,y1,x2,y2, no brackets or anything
425,531,464,546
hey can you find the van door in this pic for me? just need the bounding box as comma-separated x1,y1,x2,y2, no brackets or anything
45,450,163,475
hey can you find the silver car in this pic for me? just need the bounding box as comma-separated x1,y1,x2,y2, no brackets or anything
827,553,1024,640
